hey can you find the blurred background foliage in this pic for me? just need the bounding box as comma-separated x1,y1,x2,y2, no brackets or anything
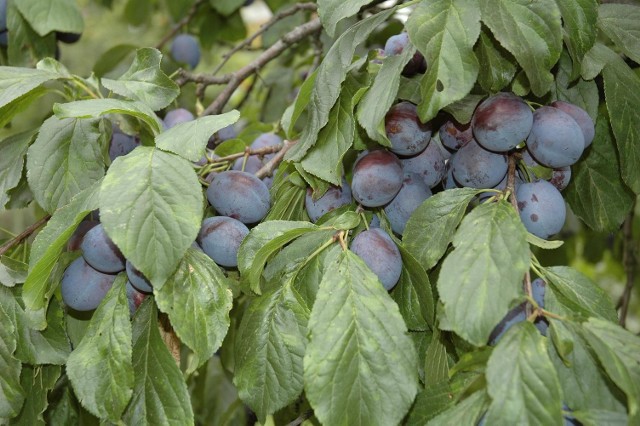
0,0,638,336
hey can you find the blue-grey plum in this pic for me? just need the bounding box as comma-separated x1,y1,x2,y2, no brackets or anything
56,32,81,44
443,160,461,189
305,178,352,222
0,0,6,46
516,180,566,239
526,106,585,168
385,102,432,156
197,216,249,267
351,228,402,291
383,33,426,76
531,277,549,335
207,170,271,224
384,173,432,235
109,132,139,161
80,224,125,273
170,34,200,69
251,133,282,161
126,260,152,293
61,257,117,311
549,166,571,191
472,92,533,152
562,404,581,426
126,280,147,316
488,303,526,345
551,100,594,148
233,155,263,174
400,136,446,187
164,108,194,129
451,139,508,188
67,220,99,252
352,150,403,207
439,120,473,152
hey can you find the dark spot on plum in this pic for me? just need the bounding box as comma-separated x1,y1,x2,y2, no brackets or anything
530,214,539,222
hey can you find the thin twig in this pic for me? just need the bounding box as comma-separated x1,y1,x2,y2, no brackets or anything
155,0,206,50
255,139,298,178
202,18,322,116
233,74,259,110
618,210,636,327
211,144,284,164
287,410,313,426
212,2,318,75
0,215,51,257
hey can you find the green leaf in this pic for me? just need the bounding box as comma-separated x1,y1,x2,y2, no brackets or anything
485,322,563,425
15,0,83,36
424,330,449,387
564,111,634,232
437,201,530,346
123,0,152,26
442,94,484,124
479,0,562,96
26,117,106,213
357,43,417,144
0,130,35,210
263,173,308,221
406,381,455,425
66,275,133,422
299,72,367,185
403,188,479,271
6,4,57,67
598,4,640,65
475,31,517,93
581,42,613,81
93,44,138,77
210,0,244,16
10,364,60,426
603,56,640,194
543,266,618,322
0,288,24,419
156,111,240,162
304,249,419,426
582,318,640,423
526,233,564,249
154,248,233,373
0,66,58,128
425,391,487,426
317,0,372,37
99,147,202,288
13,297,70,365
23,183,100,312
549,321,626,413
282,70,316,138
122,300,195,425
573,410,628,426
237,221,318,294
406,0,480,122
0,257,28,287
286,8,395,161
391,246,435,331
102,48,179,111
54,99,163,135
555,0,598,76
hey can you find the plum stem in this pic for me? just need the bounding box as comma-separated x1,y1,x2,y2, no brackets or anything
617,209,636,327
256,139,298,179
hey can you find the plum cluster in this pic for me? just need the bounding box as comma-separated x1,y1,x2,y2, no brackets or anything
62,220,150,315
442,92,594,239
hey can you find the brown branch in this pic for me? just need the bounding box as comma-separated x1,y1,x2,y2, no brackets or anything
159,313,181,366
202,18,322,116
0,215,51,257
255,139,298,178
212,2,318,75
233,74,259,110
287,409,314,426
155,0,206,50
618,210,636,327
210,144,284,164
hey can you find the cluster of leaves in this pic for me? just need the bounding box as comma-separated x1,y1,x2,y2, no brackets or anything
0,0,639,425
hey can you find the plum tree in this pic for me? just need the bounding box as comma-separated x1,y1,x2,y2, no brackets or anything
61,257,117,311
80,223,126,273
399,137,447,188
207,170,270,224
439,119,473,152
350,228,402,290
163,108,194,129
384,102,432,155
526,106,585,168
384,173,432,235
516,180,567,239
305,178,352,222
170,34,200,69
471,92,533,152
197,216,249,267
383,32,426,76
450,139,508,188
351,150,403,207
